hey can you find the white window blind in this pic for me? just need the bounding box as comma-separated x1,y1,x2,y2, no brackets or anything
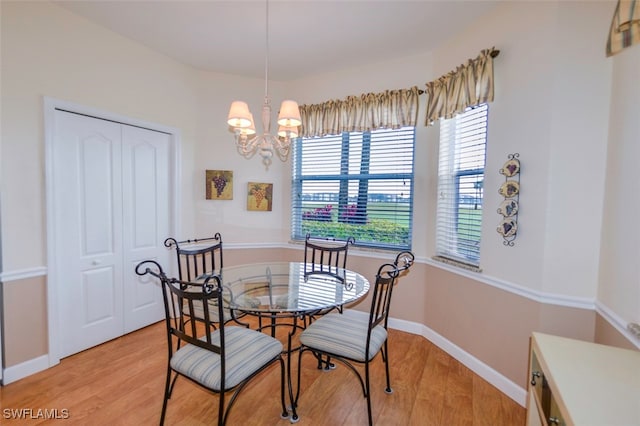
435,104,488,266
291,127,415,250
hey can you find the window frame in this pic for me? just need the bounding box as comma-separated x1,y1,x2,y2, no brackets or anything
291,127,416,251
435,103,489,268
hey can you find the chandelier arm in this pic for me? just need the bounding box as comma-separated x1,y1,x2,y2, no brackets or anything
235,132,260,160
269,134,290,162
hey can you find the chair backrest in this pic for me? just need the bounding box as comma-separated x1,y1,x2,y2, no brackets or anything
393,250,415,274
303,234,355,276
164,234,223,281
368,251,415,333
135,260,226,372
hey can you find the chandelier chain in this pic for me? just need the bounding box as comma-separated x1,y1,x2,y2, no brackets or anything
264,0,269,100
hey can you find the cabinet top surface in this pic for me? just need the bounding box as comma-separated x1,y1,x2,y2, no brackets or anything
532,332,640,426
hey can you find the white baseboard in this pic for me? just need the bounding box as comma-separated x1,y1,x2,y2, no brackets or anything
396,319,527,407
350,311,528,407
2,355,50,385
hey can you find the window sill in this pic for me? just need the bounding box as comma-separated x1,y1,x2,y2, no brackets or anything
432,255,482,273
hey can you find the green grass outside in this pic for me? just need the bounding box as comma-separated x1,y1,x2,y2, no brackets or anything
300,203,483,247
301,201,411,225
458,208,483,241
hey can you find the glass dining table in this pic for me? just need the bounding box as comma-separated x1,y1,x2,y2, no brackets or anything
206,261,370,420
217,261,370,330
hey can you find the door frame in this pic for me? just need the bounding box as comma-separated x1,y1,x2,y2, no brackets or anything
44,97,181,367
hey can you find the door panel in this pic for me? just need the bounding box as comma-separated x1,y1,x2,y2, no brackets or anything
55,111,123,358
80,136,116,255
82,266,116,324
121,125,170,332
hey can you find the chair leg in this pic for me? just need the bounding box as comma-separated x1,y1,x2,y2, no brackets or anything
279,357,289,420
218,391,225,426
364,361,373,426
160,368,173,425
290,347,304,423
168,372,179,396
311,351,334,371
324,355,335,370
382,341,393,394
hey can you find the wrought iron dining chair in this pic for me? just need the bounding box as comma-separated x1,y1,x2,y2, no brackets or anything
301,234,356,369
135,260,288,426
303,233,355,281
164,234,230,325
303,233,355,314
164,234,223,280
290,251,415,425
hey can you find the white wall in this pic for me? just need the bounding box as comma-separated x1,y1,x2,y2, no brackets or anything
598,44,640,326
1,1,200,270
287,1,614,300
0,1,294,266
192,69,293,244
541,1,611,299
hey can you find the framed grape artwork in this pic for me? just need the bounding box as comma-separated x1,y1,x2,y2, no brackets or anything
206,170,233,200
247,182,273,211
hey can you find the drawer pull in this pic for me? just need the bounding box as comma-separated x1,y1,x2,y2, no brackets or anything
548,417,560,424
531,371,541,386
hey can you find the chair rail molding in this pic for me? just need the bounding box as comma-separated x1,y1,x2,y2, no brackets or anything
424,256,596,310
0,266,47,282
596,300,640,349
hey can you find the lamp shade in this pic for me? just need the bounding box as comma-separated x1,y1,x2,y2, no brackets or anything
241,114,256,135
277,100,302,127
278,125,298,138
227,101,252,128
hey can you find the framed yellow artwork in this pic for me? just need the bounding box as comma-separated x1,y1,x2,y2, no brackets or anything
206,170,233,200
247,182,272,211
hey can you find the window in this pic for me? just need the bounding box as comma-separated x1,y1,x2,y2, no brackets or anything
291,127,415,250
435,104,488,267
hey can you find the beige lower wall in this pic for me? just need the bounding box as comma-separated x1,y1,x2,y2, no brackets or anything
595,314,637,351
2,275,48,367
2,247,637,390
422,265,541,387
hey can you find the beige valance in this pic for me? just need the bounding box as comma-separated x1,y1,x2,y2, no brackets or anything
299,86,420,138
424,47,498,126
606,0,640,57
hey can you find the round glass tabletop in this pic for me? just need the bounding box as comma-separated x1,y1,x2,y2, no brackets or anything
216,262,370,314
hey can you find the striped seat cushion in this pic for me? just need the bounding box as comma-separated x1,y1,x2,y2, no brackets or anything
170,326,283,391
299,312,387,362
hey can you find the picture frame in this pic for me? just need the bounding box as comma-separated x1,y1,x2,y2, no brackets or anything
206,170,233,200
247,182,273,211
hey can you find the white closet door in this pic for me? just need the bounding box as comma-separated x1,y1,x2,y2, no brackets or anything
121,125,170,333
55,111,124,358
53,111,170,358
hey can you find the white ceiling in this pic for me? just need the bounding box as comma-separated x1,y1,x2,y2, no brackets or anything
54,0,500,81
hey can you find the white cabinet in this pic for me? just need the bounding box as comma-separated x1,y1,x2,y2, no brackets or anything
526,332,640,426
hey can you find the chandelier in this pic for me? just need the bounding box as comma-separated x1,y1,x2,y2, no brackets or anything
226,0,301,170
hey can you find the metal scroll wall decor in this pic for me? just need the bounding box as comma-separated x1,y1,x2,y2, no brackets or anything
497,153,520,246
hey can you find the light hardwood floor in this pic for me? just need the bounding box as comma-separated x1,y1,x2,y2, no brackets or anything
0,320,525,425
